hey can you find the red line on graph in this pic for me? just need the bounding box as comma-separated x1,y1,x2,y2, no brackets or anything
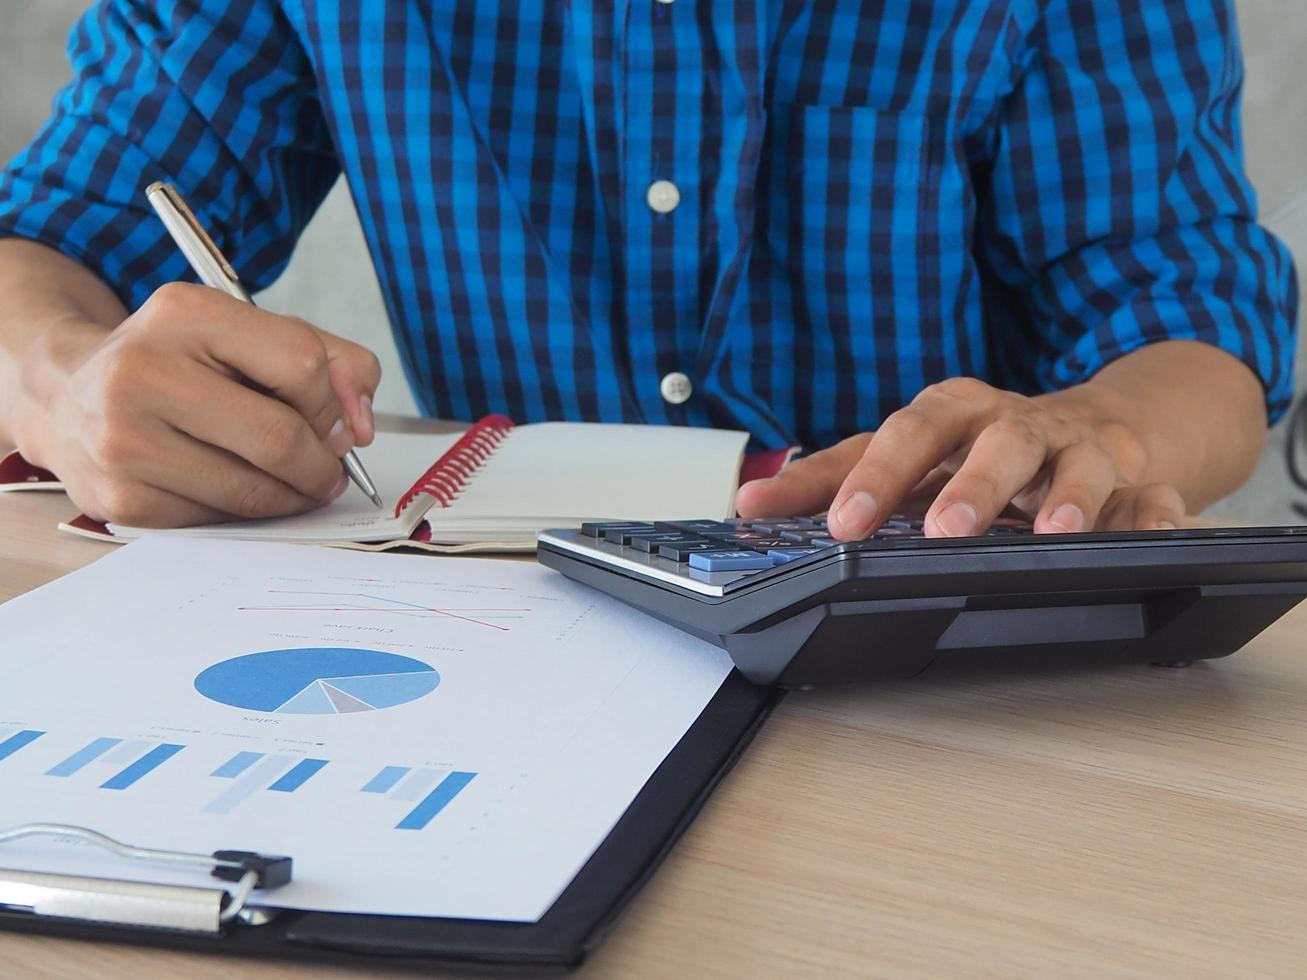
238,606,525,616
244,590,526,631
240,606,527,611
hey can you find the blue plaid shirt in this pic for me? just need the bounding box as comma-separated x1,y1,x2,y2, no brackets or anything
0,0,1297,450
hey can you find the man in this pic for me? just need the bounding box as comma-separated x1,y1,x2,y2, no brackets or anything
0,0,1296,540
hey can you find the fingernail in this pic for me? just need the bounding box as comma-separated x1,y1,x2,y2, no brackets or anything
1153,520,1177,531
358,394,375,443
832,491,878,538
934,501,978,537
319,472,349,508
1047,503,1085,533
327,418,354,456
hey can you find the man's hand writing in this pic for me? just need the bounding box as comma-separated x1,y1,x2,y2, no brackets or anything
17,282,382,527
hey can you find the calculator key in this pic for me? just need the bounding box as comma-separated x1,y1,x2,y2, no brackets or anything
604,526,662,545
656,520,741,534
872,527,921,538
658,541,722,562
808,537,838,547
688,550,775,572
629,533,708,553
703,530,773,543
779,530,823,543
766,548,822,564
737,538,794,552
582,521,651,538
748,520,816,534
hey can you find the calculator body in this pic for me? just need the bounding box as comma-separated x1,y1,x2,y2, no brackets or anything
537,521,1307,688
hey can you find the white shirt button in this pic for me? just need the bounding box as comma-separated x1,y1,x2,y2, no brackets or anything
660,372,693,405
646,179,681,214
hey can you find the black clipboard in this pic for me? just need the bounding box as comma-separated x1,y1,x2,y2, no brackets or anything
0,673,779,973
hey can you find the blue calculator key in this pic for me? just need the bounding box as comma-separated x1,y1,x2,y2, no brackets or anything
688,551,775,572
767,548,822,564
808,537,838,547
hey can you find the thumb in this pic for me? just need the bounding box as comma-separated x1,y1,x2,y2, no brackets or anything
317,329,382,447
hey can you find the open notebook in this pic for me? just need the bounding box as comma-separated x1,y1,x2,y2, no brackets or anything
2,417,777,552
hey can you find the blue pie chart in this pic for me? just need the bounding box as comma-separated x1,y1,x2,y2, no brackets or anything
195,648,440,715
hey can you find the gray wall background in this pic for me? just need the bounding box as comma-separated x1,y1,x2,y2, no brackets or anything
2,1,1305,522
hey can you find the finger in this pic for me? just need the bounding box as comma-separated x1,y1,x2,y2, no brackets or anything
827,399,985,539
922,412,1051,537
76,472,231,529
141,285,353,454
897,465,953,517
152,365,348,503
1096,484,1186,532
735,434,871,518
1031,442,1119,534
319,329,382,447
123,421,347,520
1133,483,1186,530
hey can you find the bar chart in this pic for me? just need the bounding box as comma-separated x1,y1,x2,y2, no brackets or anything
0,728,44,762
200,748,476,830
360,765,477,831
11,728,478,834
43,736,184,790
205,752,330,814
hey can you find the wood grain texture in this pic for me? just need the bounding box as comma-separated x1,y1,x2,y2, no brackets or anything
3,474,1307,978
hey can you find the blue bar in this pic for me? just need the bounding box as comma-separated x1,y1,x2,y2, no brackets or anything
101,743,184,790
392,768,443,802
267,758,328,793
102,740,148,765
362,766,411,794
212,751,264,779
47,737,122,776
0,730,44,762
203,756,288,815
396,771,477,831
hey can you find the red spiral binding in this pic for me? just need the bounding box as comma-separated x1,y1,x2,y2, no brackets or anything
393,415,516,517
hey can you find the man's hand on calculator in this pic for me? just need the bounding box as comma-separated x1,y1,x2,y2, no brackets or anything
736,375,1188,541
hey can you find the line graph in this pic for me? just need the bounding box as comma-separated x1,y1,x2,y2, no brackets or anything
238,590,530,631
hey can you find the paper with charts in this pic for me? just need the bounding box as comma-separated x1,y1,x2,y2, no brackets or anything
0,537,732,921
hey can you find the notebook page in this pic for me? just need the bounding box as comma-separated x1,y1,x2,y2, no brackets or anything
427,423,749,526
106,431,462,542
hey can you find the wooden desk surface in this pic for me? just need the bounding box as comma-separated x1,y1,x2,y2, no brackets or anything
3,480,1307,978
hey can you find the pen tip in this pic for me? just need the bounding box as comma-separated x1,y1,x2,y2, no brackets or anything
370,492,385,510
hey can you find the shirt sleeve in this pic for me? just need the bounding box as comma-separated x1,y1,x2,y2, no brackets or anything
0,0,338,311
978,0,1298,422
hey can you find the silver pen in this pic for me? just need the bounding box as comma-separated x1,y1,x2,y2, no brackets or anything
145,181,384,510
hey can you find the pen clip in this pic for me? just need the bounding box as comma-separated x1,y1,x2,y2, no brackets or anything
145,182,251,302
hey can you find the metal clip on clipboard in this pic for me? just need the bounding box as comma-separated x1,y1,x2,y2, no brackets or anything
0,824,291,934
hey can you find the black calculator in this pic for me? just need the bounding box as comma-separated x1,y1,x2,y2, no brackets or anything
536,517,1307,688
